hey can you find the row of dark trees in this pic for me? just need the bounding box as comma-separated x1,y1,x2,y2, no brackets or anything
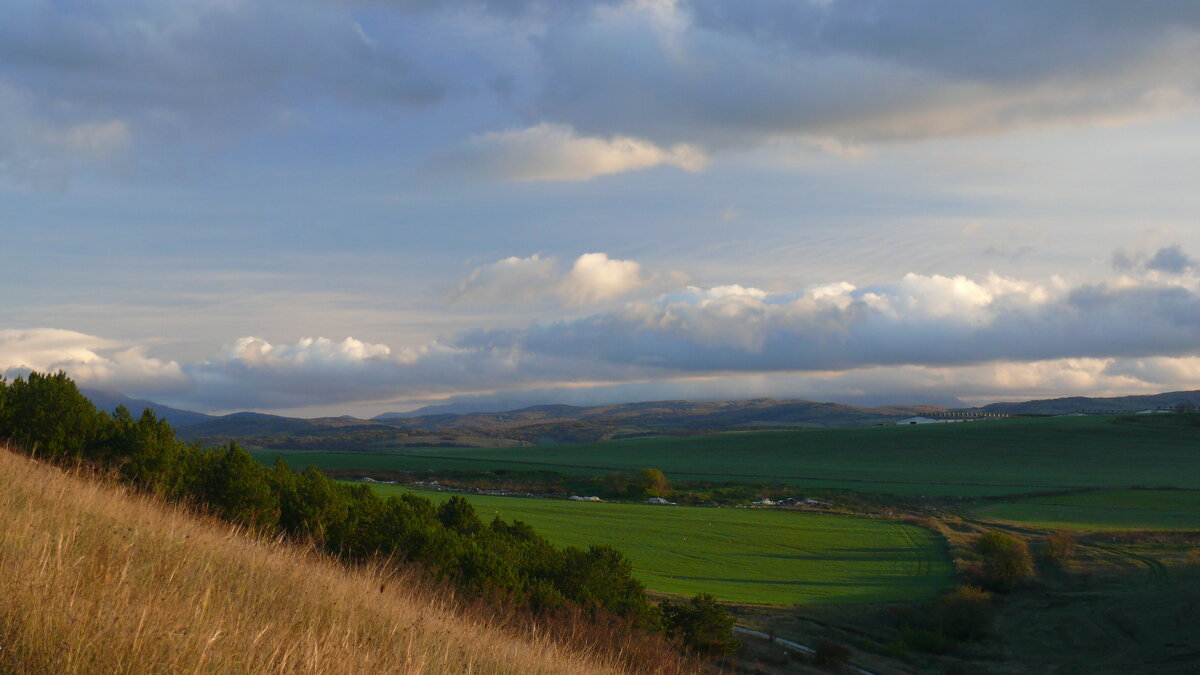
0,371,737,655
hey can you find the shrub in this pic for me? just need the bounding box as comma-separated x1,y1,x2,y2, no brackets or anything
438,495,482,533
659,593,740,655
1042,530,1077,565
935,585,994,641
975,530,1033,591
636,468,671,498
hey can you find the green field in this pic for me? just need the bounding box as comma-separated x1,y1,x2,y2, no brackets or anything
367,484,953,605
256,415,1200,497
972,489,1200,530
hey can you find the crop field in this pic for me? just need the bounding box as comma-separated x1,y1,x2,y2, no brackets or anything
367,484,954,605
972,489,1200,531
256,415,1200,497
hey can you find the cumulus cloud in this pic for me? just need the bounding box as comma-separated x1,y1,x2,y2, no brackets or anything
174,255,1200,410
0,328,189,394
561,252,643,303
452,252,648,306
15,253,1200,412
434,124,708,181
179,333,636,410
458,270,1200,377
452,254,560,305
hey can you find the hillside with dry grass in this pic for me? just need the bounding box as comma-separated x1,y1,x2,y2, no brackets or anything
0,446,636,674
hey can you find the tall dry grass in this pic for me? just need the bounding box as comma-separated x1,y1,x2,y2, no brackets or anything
0,447,632,674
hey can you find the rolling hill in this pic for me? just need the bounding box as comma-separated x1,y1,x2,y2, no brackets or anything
0,446,636,674
86,388,1200,451
968,389,1200,415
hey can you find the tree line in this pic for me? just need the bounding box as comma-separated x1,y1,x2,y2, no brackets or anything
0,371,738,656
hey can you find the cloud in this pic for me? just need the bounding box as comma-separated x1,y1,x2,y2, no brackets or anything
0,0,441,184
521,0,1200,148
452,252,648,306
1146,245,1196,275
0,83,133,188
188,257,1200,410
458,270,1200,377
15,250,1200,412
452,254,560,305
561,252,643,304
0,328,188,394
1113,243,1197,276
12,0,1200,185
433,124,708,181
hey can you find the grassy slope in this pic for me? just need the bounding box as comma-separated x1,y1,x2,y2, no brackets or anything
0,448,626,675
370,485,955,605
972,489,1200,530
258,415,1200,497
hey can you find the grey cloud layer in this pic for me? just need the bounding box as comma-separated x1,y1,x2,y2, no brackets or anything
532,0,1200,145
0,0,439,183
8,0,1200,185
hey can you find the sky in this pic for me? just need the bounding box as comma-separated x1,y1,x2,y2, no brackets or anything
4,0,1200,416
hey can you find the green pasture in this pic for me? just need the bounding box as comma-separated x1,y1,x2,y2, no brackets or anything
257,415,1200,497
367,484,954,605
972,489,1200,531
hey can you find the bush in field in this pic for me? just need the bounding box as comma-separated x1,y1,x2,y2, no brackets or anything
935,585,994,641
636,468,671,498
975,530,1033,590
1042,530,1077,565
659,593,739,655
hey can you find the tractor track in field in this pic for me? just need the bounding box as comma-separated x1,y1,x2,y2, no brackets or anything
1087,543,1170,586
893,521,931,578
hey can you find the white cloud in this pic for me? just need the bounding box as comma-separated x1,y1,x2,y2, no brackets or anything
0,328,188,394
561,252,643,304
452,252,648,306
14,251,1200,413
452,254,560,305
436,123,709,181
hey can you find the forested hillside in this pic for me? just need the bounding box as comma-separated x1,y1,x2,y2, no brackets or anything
0,372,734,669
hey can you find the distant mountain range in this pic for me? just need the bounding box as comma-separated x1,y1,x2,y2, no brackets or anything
80,388,1200,450
81,389,215,427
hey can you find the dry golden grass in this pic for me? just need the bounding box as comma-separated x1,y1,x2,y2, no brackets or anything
0,447,631,674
